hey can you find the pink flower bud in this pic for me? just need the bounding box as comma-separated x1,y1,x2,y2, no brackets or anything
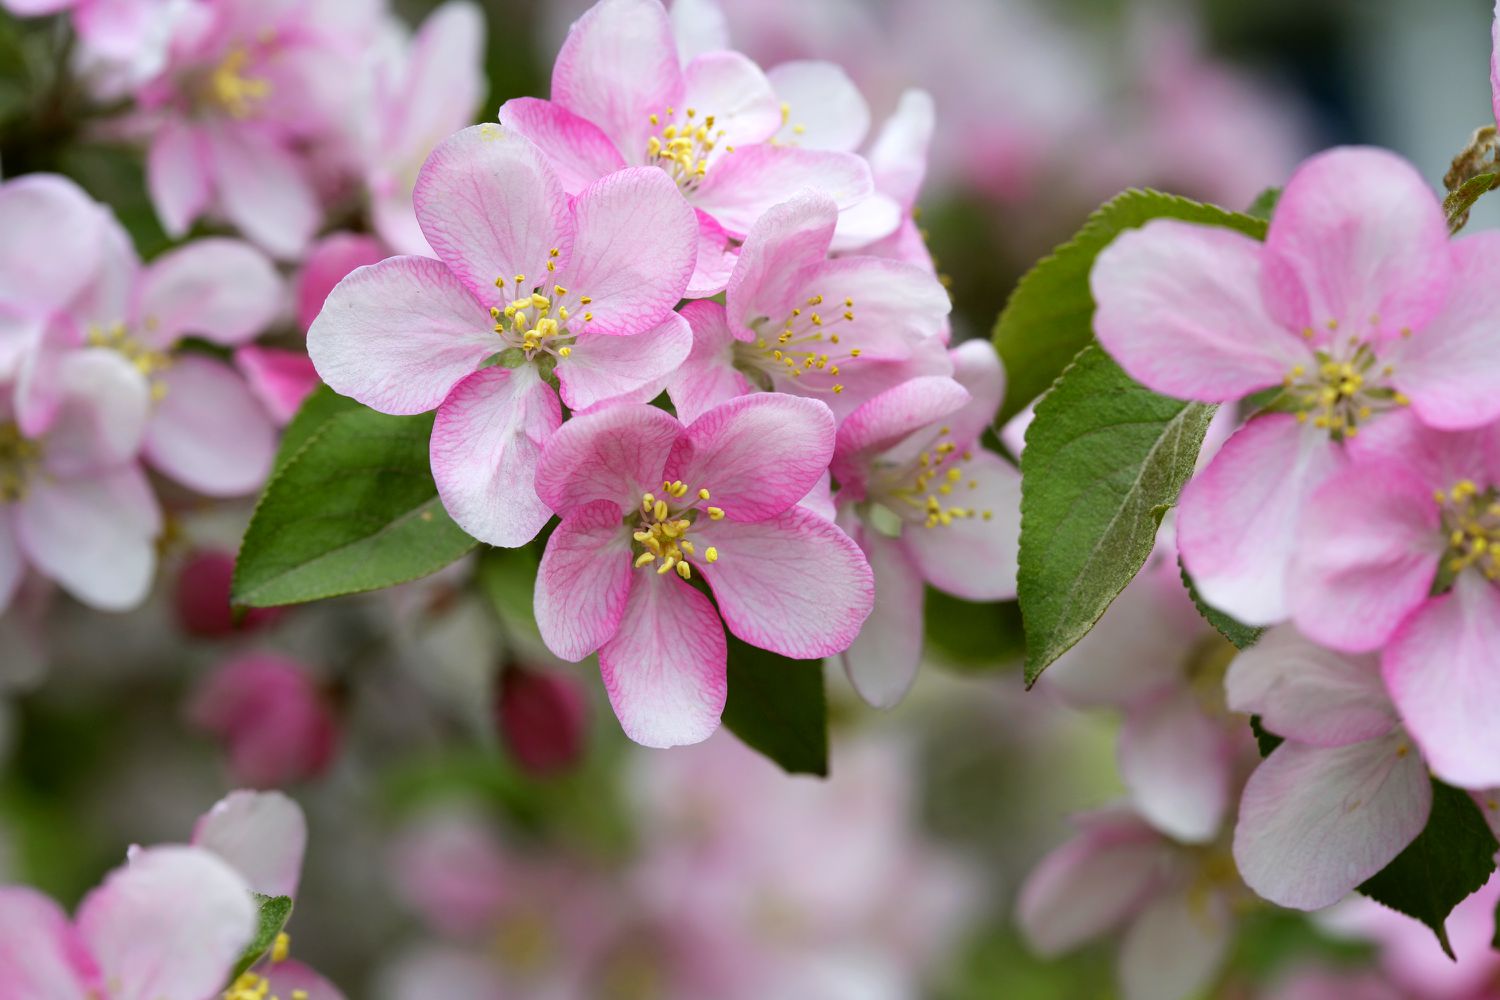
175,551,284,638
495,667,587,776
191,653,340,788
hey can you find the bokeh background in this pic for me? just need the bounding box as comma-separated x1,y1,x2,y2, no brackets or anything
1,0,1496,996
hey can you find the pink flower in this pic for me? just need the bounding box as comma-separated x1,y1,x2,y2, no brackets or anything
308,125,698,547
1017,805,1240,1000
1225,626,1431,909
532,394,874,747
499,0,874,290
293,232,389,334
495,665,589,776
1285,413,1500,788
174,548,284,637
829,341,1021,707
0,845,257,999
190,652,341,788
126,0,382,258
233,345,321,427
844,90,939,272
1091,146,1500,625
360,2,488,256
0,349,159,614
667,191,951,425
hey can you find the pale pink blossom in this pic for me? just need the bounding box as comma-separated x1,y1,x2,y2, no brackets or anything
499,0,875,292
190,652,340,788
1286,413,1500,789
358,2,487,256
119,0,385,258
0,845,256,999
829,341,1020,707
532,394,874,747
0,350,159,614
667,191,951,425
1017,805,1241,1000
1225,626,1431,909
308,124,697,547
1092,147,1500,626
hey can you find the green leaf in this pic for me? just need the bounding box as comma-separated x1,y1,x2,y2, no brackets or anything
1180,560,1263,650
1358,780,1497,958
1017,346,1216,685
1443,172,1499,234
228,893,293,982
232,406,478,607
721,635,827,776
271,385,359,476
1245,187,1282,221
991,188,1266,424
925,589,1025,670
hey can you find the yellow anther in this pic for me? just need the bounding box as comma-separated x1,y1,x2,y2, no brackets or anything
635,551,657,567
654,499,669,520
707,506,724,520
657,556,676,575
698,488,710,500
705,547,719,563
676,561,692,580
272,932,290,963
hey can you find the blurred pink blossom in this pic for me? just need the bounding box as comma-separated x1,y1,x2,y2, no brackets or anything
190,651,340,788
495,666,589,777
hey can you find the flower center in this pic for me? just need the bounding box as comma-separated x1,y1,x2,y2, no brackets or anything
738,293,861,397
87,323,173,400
873,426,994,531
1434,478,1500,584
489,259,593,366
205,47,271,119
645,106,730,191
1280,332,1406,439
631,480,723,581
221,933,303,1000
0,422,40,503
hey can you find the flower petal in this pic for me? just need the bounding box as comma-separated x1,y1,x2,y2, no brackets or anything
1260,147,1451,344
77,845,256,1000
682,50,781,150
668,392,835,521
144,356,276,497
837,520,925,708
944,339,1004,447
685,209,737,298
558,312,691,412
1384,574,1500,788
430,364,561,547
697,505,874,658
551,0,683,161
0,173,104,310
191,789,307,899
725,191,838,338
0,887,97,1000
1092,219,1306,402
413,125,571,302
669,0,729,59
534,402,681,514
1384,230,1500,430
1118,689,1231,844
495,97,627,194
147,123,211,238
867,89,934,209
903,449,1021,601
832,375,969,487
294,234,387,333
1225,625,1396,747
536,500,633,661
598,572,726,748
204,124,320,260
768,60,870,151
693,145,873,238
15,466,158,611
1118,887,1232,1000
1016,811,1168,956
1288,460,1440,652
306,254,491,415
257,960,346,1000
42,348,150,475
1233,734,1431,909
1177,414,1343,626
667,299,751,424
796,255,951,360
233,346,321,426
137,239,282,347
555,166,697,337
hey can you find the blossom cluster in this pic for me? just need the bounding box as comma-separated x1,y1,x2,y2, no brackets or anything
304,0,1023,747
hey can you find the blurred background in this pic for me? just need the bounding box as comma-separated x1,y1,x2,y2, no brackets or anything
1,0,1497,997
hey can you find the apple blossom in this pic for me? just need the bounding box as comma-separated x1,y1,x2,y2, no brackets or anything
532,394,874,747
308,124,697,547
191,653,341,788
1092,147,1500,625
829,341,1020,707
667,191,951,424
1225,626,1432,910
495,666,589,776
499,0,876,287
